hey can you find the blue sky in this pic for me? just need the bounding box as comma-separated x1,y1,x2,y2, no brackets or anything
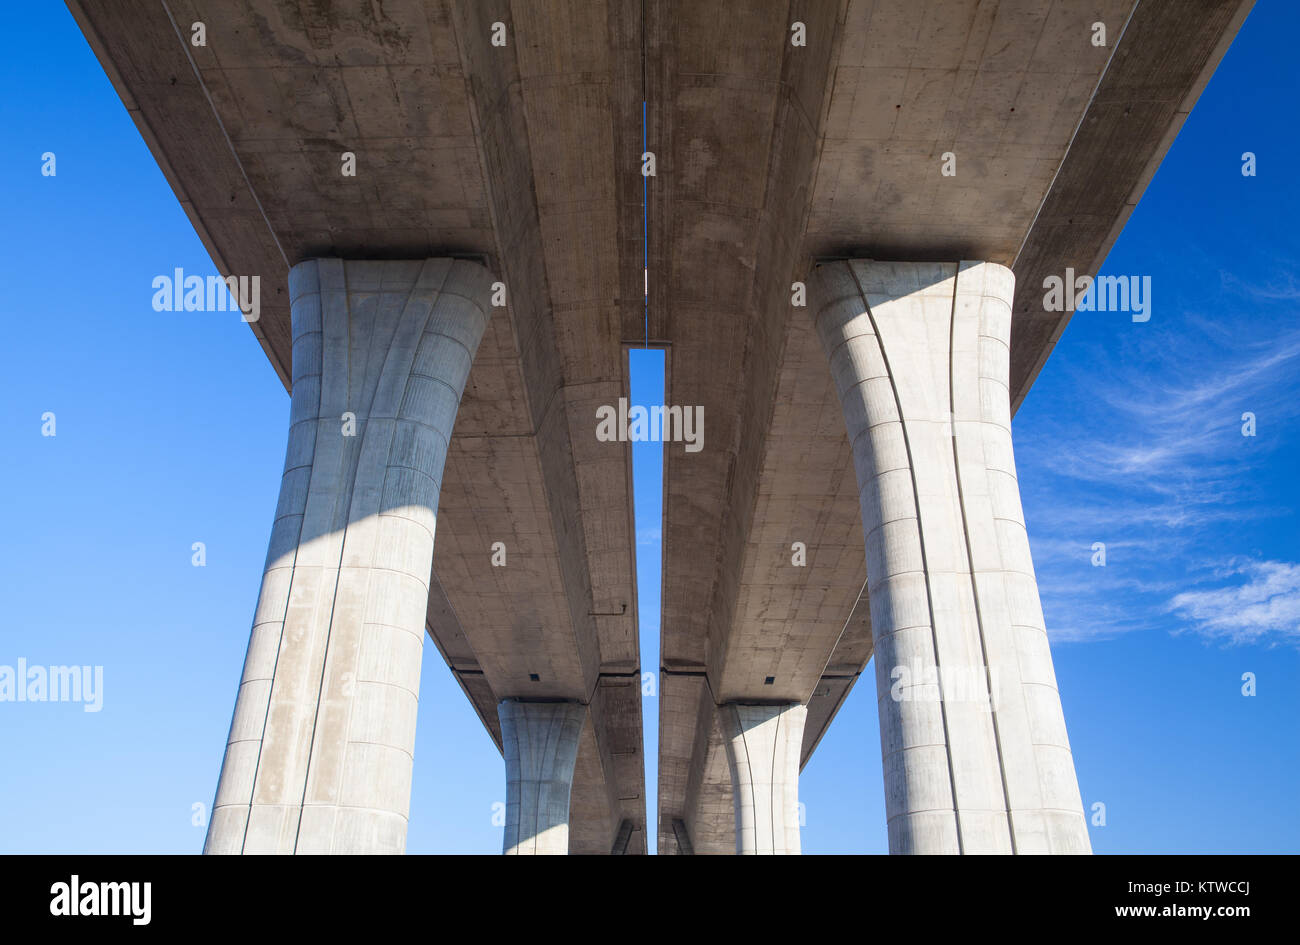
1,3,1295,854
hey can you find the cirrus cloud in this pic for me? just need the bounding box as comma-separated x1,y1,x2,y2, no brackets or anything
1167,559,1300,645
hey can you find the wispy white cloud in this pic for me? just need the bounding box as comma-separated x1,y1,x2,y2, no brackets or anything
1220,268,1300,301
636,526,661,546
1020,316,1300,646
1033,327,1300,489
1168,559,1300,645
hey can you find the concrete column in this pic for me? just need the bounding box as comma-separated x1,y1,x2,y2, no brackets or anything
498,700,586,855
811,260,1090,855
205,258,494,855
720,703,806,855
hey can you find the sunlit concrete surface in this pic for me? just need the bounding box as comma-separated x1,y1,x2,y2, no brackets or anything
650,0,1250,854
812,260,1089,854
206,258,493,854
499,700,587,855
68,0,1252,854
721,703,806,855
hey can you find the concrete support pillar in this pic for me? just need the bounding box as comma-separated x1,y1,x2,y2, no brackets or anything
205,258,494,855
498,700,586,855
720,702,806,855
811,260,1090,855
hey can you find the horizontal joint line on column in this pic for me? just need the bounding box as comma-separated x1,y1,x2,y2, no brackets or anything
825,330,883,365
848,421,904,456
377,470,440,499
375,509,435,545
341,740,415,759
881,742,956,756
838,369,893,397
429,288,491,309
887,808,1006,822
871,622,934,637
298,802,409,822
384,416,454,449
863,514,921,541
812,282,874,305
351,678,419,699
349,566,429,587
411,334,473,369
366,620,427,640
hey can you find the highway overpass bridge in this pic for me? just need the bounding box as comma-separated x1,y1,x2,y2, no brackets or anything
70,0,1251,854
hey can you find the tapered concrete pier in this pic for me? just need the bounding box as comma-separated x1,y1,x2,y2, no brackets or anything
811,260,1090,855
721,703,806,855
499,700,586,855
205,258,494,855
71,0,1253,855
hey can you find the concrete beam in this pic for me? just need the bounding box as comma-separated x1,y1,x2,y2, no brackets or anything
658,0,1250,851
66,0,1251,854
1009,0,1256,410
66,0,649,853
654,0,844,855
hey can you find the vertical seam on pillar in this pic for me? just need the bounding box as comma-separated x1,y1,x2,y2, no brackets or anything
503,703,516,854
355,269,378,418
527,712,541,854
327,260,451,852
948,268,1017,854
238,490,306,853
764,707,785,857
291,263,363,854
769,708,782,854
294,261,450,853
236,268,319,855
844,262,964,854
536,710,557,854
735,705,757,854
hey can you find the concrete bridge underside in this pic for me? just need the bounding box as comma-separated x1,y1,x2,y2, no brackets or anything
649,0,1250,855
69,0,1250,853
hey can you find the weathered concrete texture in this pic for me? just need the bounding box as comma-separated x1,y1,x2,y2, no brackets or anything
444,0,648,851
205,258,493,855
721,703,806,856
67,0,648,853
812,260,1089,855
1008,0,1257,410
66,0,1251,855
652,0,1252,852
499,700,586,855
653,0,844,856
